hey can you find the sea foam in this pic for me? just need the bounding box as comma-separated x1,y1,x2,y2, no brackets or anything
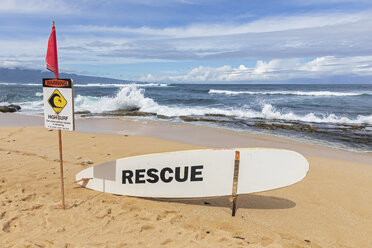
209,89,368,97
75,83,168,88
74,85,372,125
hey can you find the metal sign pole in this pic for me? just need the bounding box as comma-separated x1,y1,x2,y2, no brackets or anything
58,129,65,210
232,151,240,216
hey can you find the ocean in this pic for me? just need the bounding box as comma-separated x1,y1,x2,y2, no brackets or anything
1,82,371,152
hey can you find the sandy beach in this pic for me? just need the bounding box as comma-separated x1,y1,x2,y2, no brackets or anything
0,113,372,247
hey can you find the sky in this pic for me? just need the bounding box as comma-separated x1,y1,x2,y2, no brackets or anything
1,0,372,83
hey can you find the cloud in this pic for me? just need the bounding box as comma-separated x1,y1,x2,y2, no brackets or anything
293,0,372,5
81,19,371,64
138,73,157,82
1,60,20,68
0,0,76,14
149,56,372,82
118,0,202,5
1,6,372,81
50,10,372,64
0,39,47,68
66,11,366,38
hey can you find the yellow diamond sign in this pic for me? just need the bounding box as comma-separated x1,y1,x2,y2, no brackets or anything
48,89,67,114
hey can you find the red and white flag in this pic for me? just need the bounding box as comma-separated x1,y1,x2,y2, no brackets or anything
46,23,59,78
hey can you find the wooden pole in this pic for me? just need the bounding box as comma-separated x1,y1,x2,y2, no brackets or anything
58,129,65,210
232,151,240,216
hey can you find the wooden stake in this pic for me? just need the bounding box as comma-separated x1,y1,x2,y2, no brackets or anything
232,151,240,216
58,129,65,210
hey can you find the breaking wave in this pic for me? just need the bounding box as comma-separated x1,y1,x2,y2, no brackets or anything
209,89,369,97
75,83,169,88
75,85,158,112
75,85,372,125
0,82,39,86
0,82,168,87
2,82,370,152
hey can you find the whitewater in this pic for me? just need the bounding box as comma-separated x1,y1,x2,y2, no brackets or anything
71,86,372,125
1,82,371,151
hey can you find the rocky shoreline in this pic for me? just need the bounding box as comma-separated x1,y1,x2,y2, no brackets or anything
0,104,21,113
74,108,371,151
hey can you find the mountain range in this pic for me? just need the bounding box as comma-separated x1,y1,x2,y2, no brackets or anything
0,67,132,84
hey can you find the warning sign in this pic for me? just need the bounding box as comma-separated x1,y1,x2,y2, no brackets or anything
48,89,67,114
43,78,75,131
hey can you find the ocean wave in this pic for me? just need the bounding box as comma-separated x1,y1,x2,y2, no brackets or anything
0,82,169,88
75,83,169,88
208,89,368,96
1,99,44,113
255,104,372,125
2,84,371,125
17,100,44,112
0,82,40,86
73,85,372,125
75,85,158,112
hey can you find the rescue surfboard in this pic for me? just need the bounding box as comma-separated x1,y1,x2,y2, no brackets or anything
75,148,309,198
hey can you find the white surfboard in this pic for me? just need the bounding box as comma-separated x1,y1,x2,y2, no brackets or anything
75,148,309,198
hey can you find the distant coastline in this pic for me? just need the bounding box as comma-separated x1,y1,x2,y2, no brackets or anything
0,67,133,84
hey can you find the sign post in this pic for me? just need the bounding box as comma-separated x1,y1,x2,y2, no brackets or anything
232,151,240,216
43,79,75,131
44,21,74,210
43,78,74,210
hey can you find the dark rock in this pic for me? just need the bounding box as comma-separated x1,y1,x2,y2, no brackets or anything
254,122,318,133
75,110,91,114
205,113,226,117
0,105,21,113
179,116,199,122
0,106,10,113
180,116,228,124
8,104,21,111
7,107,17,113
124,111,156,117
104,110,156,117
126,107,140,111
199,118,228,124
79,109,159,118
156,114,170,119
254,122,277,130
292,124,317,133
349,125,365,130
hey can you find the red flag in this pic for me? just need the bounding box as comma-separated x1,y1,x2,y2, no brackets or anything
46,23,59,78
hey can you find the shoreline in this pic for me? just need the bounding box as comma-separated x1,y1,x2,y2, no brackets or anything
1,112,371,164
2,82,371,153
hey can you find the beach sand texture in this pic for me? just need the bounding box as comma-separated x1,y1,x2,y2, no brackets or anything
1,126,372,247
